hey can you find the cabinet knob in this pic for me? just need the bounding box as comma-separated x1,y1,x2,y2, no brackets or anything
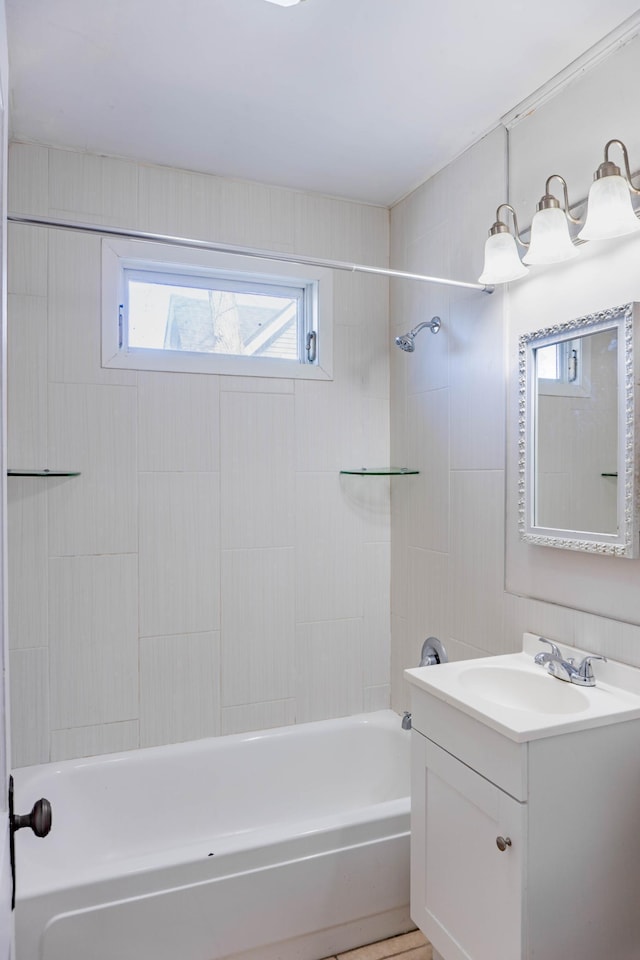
496,836,512,852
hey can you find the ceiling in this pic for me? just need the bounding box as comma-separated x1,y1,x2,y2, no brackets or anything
6,0,640,206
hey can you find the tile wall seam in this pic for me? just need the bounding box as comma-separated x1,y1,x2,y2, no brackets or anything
44,210,52,760
135,366,142,741
139,628,222,642
48,552,138,560
217,368,224,735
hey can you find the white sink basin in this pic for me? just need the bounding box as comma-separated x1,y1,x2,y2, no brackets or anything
405,633,640,742
457,665,590,714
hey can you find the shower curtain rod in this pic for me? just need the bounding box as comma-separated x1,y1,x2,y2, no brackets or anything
8,214,493,294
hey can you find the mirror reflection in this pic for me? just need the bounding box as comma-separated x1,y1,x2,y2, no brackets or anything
534,328,618,534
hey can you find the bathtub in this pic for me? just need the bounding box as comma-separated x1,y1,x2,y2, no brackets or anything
13,710,411,960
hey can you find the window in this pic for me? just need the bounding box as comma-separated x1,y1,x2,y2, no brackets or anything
102,239,333,379
536,336,591,398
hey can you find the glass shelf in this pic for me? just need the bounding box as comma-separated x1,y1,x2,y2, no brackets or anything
340,467,419,476
7,469,81,477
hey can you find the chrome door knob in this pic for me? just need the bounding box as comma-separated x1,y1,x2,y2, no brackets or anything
496,836,512,852
13,797,52,838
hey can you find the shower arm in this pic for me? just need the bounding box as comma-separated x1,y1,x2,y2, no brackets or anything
409,318,441,337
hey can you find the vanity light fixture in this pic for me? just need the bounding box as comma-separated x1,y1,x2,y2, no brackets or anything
523,175,579,265
579,139,640,241
480,138,640,284
478,204,529,285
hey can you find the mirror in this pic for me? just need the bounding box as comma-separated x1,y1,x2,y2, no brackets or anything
519,302,639,557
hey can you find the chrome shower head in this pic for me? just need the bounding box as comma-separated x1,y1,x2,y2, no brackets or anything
394,333,416,352
394,316,441,352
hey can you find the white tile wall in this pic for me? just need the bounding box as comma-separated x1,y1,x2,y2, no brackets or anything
295,473,365,623
221,547,296,706
449,470,505,655
139,632,221,747
48,383,138,557
407,546,450,655
5,142,392,764
48,555,138,728
8,480,48,650
449,290,505,472
7,295,48,468
48,150,139,226
295,618,364,722
8,223,47,296
139,471,221,638
362,541,391,689
221,699,296,736
9,648,49,767
220,392,295,549
51,721,139,762
364,684,391,712
406,388,449,554
138,372,220,473
8,142,48,215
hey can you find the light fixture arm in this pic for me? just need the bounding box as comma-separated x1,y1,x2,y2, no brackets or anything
493,203,529,248
543,174,581,224
603,139,640,195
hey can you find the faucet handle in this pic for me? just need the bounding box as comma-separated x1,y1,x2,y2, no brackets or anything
576,655,607,681
534,637,563,664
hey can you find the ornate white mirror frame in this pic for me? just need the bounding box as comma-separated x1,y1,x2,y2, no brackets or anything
519,302,640,557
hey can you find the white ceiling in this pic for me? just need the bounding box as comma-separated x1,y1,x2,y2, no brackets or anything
6,0,640,206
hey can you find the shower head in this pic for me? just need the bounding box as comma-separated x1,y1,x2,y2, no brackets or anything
394,316,441,352
395,333,416,352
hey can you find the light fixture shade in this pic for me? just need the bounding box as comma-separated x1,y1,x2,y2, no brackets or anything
264,0,303,5
578,174,640,241
523,207,579,265
478,232,528,284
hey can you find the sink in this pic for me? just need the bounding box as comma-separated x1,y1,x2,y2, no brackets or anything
404,634,640,742
457,665,590,714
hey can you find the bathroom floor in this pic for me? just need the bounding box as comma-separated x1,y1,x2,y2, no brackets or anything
321,930,432,960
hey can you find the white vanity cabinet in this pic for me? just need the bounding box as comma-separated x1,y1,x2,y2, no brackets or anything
409,684,640,960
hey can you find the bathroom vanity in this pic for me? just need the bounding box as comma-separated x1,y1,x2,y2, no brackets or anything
406,634,640,960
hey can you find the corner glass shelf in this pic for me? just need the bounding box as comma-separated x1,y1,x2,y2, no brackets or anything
340,467,419,476
7,469,81,477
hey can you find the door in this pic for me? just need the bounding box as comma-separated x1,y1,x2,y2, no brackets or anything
411,732,525,960
0,7,11,957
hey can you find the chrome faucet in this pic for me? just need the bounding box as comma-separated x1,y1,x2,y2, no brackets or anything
534,637,607,687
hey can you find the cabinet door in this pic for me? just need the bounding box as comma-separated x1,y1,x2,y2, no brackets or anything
411,732,525,960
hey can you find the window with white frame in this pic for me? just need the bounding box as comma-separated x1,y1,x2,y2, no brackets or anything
536,336,591,398
102,239,333,379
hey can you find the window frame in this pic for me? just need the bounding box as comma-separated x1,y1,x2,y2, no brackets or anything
102,238,333,380
537,335,592,399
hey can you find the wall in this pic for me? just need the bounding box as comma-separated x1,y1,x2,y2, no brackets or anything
390,33,640,715
389,126,508,710
7,143,390,766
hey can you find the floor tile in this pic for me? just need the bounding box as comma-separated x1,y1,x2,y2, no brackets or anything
336,929,430,960
393,948,432,960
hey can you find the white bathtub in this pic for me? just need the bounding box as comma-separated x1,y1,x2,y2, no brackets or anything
13,710,411,960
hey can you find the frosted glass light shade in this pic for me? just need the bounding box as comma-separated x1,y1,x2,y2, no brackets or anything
578,175,640,240
478,232,528,284
264,0,303,5
523,207,579,265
